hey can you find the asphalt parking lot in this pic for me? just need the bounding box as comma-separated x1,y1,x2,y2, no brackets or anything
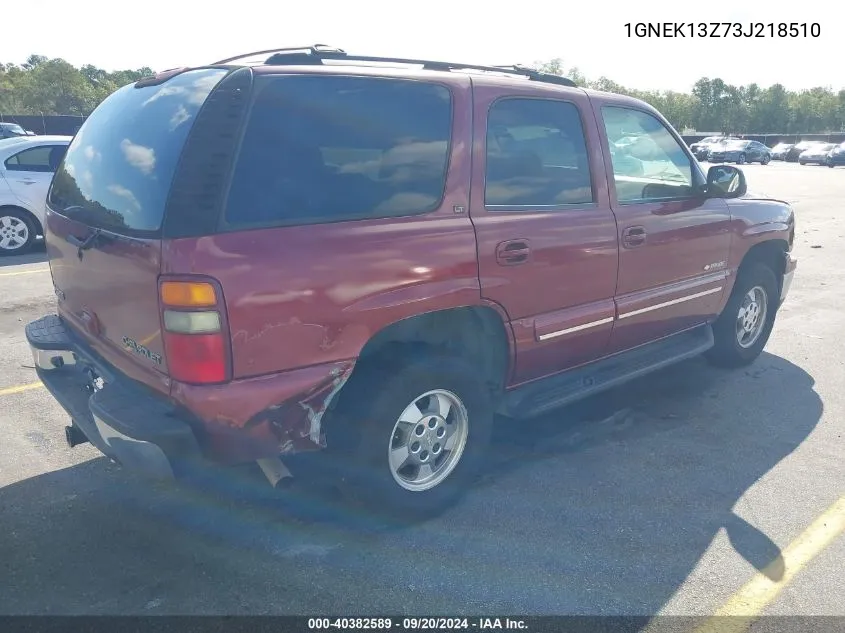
1,160,843,619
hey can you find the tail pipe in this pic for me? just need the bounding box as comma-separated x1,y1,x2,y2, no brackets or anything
257,457,294,489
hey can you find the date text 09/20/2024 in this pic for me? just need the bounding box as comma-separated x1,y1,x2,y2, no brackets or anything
308,618,527,630
624,22,821,38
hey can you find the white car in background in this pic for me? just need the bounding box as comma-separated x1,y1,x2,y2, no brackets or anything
0,135,72,255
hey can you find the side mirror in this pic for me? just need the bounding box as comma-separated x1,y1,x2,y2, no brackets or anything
705,164,747,198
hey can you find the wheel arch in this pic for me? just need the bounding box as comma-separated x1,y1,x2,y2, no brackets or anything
353,304,514,395
738,239,789,296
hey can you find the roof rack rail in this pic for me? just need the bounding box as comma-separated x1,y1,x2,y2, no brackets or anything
211,45,578,88
212,44,345,66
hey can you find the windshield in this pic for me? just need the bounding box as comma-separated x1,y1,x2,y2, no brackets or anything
1,123,27,136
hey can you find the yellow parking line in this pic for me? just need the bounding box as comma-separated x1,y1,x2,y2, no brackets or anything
0,268,50,277
0,381,44,396
694,496,845,633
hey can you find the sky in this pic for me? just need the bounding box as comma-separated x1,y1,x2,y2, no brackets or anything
2,0,840,93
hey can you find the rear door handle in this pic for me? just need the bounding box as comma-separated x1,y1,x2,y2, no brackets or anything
622,226,647,248
496,240,531,266
17,179,37,185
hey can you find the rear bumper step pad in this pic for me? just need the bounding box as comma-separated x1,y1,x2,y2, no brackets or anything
26,314,203,480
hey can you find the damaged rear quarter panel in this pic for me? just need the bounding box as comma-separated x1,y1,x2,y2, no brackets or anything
171,360,355,463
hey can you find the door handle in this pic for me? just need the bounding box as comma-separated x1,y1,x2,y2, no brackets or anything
622,226,647,248
17,179,37,185
496,240,531,266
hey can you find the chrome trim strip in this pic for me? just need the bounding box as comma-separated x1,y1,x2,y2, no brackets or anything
537,316,614,341
618,287,723,320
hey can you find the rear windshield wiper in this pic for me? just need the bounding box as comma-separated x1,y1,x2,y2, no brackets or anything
66,228,102,253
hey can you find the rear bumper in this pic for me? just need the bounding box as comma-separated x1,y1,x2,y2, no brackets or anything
26,315,202,481
781,253,797,306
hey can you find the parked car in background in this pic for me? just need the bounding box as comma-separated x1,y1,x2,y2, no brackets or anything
785,141,823,162
0,135,72,255
25,47,797,518
707,139,771,165
690,136,739,161
770,143,794,161
689,136,724,159
825,142,845,168
799,142,837,165
0,122,29,139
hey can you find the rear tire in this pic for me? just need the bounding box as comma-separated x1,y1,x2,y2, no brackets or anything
326,352,495,521
761,155,771,165
0,208,36,256
706,262,779,369
738,153,747,164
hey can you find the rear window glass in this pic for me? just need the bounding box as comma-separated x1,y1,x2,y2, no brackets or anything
224,75,452,228
48,68,228,235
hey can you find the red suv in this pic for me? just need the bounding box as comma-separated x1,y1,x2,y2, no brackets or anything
27,46,797,518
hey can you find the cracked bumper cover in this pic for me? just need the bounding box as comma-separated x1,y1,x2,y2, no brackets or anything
26,315,356,474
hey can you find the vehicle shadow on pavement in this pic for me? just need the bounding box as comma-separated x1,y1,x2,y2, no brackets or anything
0,241,47,267
0,352,822,615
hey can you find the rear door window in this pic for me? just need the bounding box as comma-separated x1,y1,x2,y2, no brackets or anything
48,68,229,236
224,75,452,228
484,97,594,209
5,145,67,172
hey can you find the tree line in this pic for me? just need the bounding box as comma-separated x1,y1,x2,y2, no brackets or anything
537,59,845,134
0,55,153,119
2,54,844,134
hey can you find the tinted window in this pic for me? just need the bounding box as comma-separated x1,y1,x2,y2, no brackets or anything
485,98,592,208
5,145,67,172
48,68,228,235
225,76,452,227
602,106,695,203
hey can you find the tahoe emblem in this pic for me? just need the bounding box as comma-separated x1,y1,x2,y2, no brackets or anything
122,336,163,365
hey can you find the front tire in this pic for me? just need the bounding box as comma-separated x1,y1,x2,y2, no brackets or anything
737,153,747,164
761,155,771,165
706,262,779,369
327,353,495,520
0,209,36,256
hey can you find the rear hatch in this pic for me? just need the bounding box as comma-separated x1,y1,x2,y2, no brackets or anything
45,67,230,393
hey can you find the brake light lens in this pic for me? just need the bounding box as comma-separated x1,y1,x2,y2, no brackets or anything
164,333,227,383
159,278,229,385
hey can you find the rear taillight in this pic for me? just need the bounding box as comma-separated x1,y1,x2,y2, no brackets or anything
159,279,229,384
